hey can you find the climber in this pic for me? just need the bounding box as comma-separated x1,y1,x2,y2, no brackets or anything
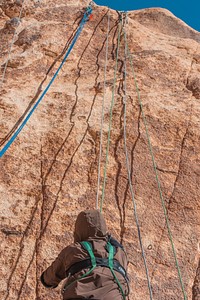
40,209,129,299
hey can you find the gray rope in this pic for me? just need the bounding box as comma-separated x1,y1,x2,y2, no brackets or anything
96,12,110,209
100,17,122,212
126,42,188,300
123,13,153,300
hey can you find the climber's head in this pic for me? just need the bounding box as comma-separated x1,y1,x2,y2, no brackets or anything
74,209,107,242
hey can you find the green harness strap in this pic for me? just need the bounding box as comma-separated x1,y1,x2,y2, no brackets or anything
62,242,97,293
63,241,127,300
107,242,126,300
83,241,126,300
81,241,97,269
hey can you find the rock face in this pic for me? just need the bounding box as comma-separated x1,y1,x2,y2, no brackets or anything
0,1,200,299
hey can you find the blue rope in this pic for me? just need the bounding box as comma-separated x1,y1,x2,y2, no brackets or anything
0,7,92,158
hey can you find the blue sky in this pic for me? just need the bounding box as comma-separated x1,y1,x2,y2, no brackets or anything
94,0,200,32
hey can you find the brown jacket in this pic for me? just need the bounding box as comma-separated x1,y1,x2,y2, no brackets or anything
41,210,129,299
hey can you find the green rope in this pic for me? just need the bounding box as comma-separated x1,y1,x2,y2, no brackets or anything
63,242,96,292
100,18,122,212
96,12,110,210
62,265,96,292
126,42,187,300
123,18,153,299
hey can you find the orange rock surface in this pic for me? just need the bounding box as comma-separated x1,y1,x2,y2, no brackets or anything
0,1,200,299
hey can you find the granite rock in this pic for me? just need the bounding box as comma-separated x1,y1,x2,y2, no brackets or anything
0,1,200,299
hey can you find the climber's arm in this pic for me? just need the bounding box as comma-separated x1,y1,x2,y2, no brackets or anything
40,247,69,289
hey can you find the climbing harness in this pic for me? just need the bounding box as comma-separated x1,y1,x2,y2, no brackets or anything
62,238,129,299
122,12,153,300
0,5,92,158
97,13,153,297
100,17,122,212
1,3,188,298
96,12,110,209
124,18,187,300
0,0,26,88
